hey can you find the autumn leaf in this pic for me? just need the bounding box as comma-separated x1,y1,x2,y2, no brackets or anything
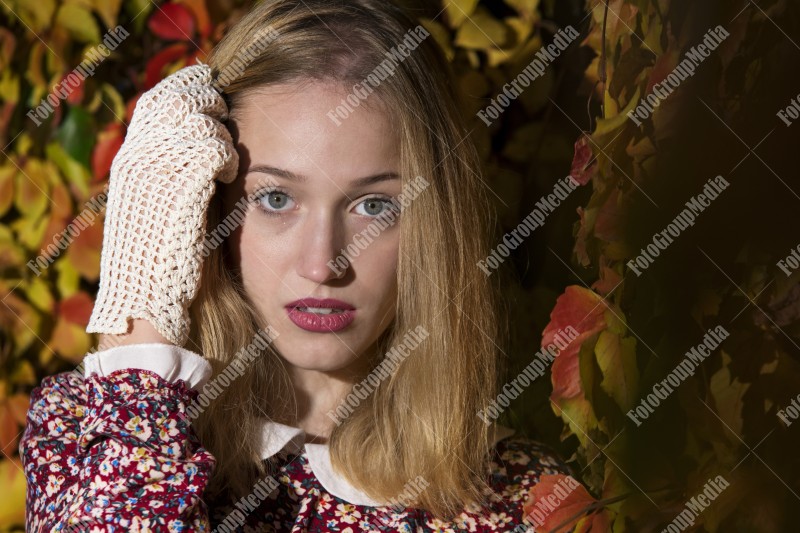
523,474,597,532
0,456,26,526
542,286,608,400
570,134,597,186
148,2,196,41
91,122,124,182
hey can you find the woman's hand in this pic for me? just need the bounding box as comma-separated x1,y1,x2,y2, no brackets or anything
87,63,239,347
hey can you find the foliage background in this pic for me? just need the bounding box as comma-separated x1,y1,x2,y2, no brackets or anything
1,0,798,531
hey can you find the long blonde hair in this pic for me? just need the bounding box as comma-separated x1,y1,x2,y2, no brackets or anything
190,0,504,520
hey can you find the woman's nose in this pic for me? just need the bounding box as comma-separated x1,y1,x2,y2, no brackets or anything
295,211,347,283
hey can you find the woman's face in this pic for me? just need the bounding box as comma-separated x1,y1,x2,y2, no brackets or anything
222,81,400,374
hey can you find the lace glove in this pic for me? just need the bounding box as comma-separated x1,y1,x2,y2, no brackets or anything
86,63,239,347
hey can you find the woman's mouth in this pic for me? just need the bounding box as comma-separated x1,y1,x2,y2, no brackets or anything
285,298,356,332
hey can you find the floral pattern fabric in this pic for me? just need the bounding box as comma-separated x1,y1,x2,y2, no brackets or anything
21,368,570,532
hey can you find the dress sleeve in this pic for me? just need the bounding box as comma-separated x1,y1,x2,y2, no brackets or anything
19,343,217,532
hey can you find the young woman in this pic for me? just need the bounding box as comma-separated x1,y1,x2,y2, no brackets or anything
21,0,571,531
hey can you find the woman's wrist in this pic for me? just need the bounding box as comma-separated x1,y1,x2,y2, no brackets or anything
97,318,173,351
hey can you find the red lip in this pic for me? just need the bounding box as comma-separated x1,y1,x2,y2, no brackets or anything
285,298,355,310
285,298,356,333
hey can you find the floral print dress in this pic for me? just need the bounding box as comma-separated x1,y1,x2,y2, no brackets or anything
20,343,571,532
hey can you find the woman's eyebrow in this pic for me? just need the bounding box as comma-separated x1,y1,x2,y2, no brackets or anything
246,164,400,187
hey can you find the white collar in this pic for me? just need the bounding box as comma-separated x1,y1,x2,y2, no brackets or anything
257,420,516,507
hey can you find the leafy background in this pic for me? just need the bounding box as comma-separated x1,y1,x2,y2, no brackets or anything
0,0,798,531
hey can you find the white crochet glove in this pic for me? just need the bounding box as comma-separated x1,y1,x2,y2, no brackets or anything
86,64,239,347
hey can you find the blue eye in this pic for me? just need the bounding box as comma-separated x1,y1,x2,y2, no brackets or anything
255,189,295,214
354,197,398,217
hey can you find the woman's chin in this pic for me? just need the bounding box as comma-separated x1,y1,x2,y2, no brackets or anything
274,339,368,373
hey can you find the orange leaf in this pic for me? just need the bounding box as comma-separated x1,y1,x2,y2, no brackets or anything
0,456,26,525
542,286,607,400
523,474,597,532
58,291,95,327
91,122,124,182
180,0,211,39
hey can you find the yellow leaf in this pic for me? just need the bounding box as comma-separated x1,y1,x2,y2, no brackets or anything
595,331,638,411
595,86,640,137
0,164,14,216
0,282,41,355
710,351,750,437
455,11,511,50
24,276,54,312
445,0,479,28
0,69,19,104
91,0,122,29
9,359,37,386
55,3,101,43
51,317,92,363
4,0,57,33
419,18,453,62
504,0,540,19
0,457,27,526
0,225,25,267
55,256,81,298
11,214,49,251
14,159,50,220
46,142,90,198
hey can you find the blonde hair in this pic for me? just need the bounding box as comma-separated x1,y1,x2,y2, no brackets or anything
190,0,504,520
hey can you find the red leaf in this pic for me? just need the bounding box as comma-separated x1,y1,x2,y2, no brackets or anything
594,188,624,241
570,134,596,186
523,474,597,532
61,72,85,105
148,2,196,41
144,43,190,90
91,122,124,182
58,291,95,327
542,286,607,400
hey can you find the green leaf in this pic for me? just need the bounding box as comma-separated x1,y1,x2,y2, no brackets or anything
55,106,95,169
